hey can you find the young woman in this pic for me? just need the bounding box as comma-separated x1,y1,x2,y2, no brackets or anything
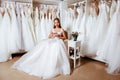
12,18,70,79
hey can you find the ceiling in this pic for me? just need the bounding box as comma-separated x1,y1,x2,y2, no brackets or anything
2,0,84,4
36,0,82,4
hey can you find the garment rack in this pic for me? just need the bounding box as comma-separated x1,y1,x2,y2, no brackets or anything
3,0,32,3
33,1,59,5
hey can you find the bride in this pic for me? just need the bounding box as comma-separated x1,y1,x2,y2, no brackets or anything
12,18,70,79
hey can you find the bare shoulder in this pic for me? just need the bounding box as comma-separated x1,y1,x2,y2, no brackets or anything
61,28,65,32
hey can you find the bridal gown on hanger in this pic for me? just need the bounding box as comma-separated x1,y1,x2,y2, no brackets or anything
78,11,85,40
86,5,98,55
16,4,23,50
86,7,94,39
110,0,117,19
0,9,11,62
26,7,37,44
96,1,117,60
72,7,77,32
93,2,109,53
12,28,70,79
35,7,41,43
62,9,68,31
98,1,120,74
47,12,53,36
0,10,2,27
76,5,84,41
9,5,21,53
40,8,48,40
40,12,45,40
21,8,35,51
75,5,84,33
45,9,50,37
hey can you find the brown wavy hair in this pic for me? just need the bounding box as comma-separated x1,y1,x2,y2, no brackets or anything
54,18,62,28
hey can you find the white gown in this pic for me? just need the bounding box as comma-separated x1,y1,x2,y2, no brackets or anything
72,8,77,32
76,5,84,32
77,12,85,42
0,11,2,27
61,9,68,31
9,6,21,53
12,28,70,79
93,3,109,53
62,9,73,39
21,9,35,51
40,12,47,40
26,7,37,44
110,0,117,19
0,9,11,62
101,1,120,74
86,6,98,55
16,4,23,50
35,7,41,44
47,13,53,37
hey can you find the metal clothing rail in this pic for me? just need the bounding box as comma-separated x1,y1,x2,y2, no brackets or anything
33,0,60,5
1,0,32,3
1,0,33,8
13,0,32,3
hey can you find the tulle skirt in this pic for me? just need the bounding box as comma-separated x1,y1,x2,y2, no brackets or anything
97,12,120,74
12,38,70,79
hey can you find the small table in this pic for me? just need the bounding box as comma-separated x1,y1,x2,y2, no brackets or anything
68,40,81,68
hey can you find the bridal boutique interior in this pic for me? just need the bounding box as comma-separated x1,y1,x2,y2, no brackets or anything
0,0,120,80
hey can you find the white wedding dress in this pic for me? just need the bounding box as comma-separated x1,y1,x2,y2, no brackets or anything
86,6,98,55
16,4,23,50
110,0,117,19
9,5,21,53
75,5,84,32
12,28,70,79
47,13,54,37
26,7,37,44
93,3,109,53
0,9,11,62
40,11,47,40
21,8,35,51
101,1,120,74
34,7,41,44
0,10,2,27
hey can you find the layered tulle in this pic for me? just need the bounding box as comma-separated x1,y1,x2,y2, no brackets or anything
12,38,70,79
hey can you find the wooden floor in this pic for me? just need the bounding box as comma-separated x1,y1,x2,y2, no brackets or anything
0,55,120,80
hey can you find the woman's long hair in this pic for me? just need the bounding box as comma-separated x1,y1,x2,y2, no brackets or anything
54,18,62,28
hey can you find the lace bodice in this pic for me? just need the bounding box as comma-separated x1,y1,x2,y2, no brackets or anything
52,28,63,36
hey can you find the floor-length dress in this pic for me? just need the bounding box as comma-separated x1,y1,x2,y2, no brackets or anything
9,5,21,53
76,5,84,33
86,5,98,55
0,9,11,62
40,11,47,40
100,1,120,74
47,12,53,36
93,3,109,53
77,10,85,42
72,8,77,32
62,9,68,31
110,0,117,19
34,7,41,44
26,7,37,44
0,10,2,27
16,4,23,50
12,28,70,79
21,8,35,51
96,2,117,60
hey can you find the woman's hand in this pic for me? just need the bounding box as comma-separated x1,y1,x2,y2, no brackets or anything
55,34,61,38
49,32,54,38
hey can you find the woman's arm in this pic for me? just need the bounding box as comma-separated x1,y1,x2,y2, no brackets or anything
48,32,53,38
59,29,67,40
